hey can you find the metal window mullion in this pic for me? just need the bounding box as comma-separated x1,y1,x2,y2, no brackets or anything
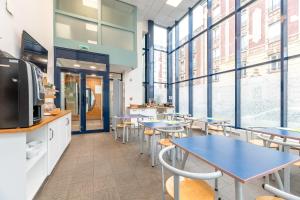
281,0,288,127
207,0,213,118
188,8,193,116
175,21,180,112
167,27,173,103
147,20,155,101
235,0,241,128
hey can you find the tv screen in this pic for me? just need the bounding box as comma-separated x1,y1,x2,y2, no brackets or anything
21,31,48,73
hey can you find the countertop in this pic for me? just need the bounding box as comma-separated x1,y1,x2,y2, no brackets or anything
0,110,71,134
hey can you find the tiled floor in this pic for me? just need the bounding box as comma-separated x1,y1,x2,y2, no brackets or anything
35,132,300,200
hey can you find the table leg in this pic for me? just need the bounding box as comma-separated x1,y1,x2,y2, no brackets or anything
283,145,291,193
122,126,126,144
205,123,208,135
235,180,243,200
140,126,145,154
151,135,156,167
181,151,189,170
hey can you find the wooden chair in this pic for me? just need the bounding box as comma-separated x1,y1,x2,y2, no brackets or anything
113,117,134,143
256,184,300,200
159,145,222,200
156,127,186,148
246,129,279,149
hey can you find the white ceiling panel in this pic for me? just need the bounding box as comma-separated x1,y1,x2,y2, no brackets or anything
120,0,199,27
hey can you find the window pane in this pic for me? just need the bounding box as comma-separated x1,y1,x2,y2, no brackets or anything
241,64,280,127
154,51,167,83
212,72,235,124
178,44,189,81
193,78,207,118
154,26,167,51
193,33,207,77
288,0,300,56
241,0,281,67
154,83,167,104
288,58,300,128
172,83,176,106
179,81,189,114
193,1,207,36
101,0,135,29
212,17,235,72
56,0,98,19
179,15,189,45
55,14,98,44
212,0,235,23
101,25,134,51
172,52,176,83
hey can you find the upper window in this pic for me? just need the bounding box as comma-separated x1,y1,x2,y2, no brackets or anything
212,0,235,23
193,1,207,36
269,0,280,12
154,25,167,51
268,21,281,42
179,15,189,45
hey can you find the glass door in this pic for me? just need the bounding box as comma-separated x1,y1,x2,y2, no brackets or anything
85,74,103,131
55,48,110,133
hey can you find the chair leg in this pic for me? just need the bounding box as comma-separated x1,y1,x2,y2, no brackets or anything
126,127,129,142
122,126,126,144
215,168,219,191
114,128,117,140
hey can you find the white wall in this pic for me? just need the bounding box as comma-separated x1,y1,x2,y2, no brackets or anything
0,0,54,82
123,11,148,107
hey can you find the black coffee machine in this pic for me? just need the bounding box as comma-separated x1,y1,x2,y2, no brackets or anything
0,54,45,128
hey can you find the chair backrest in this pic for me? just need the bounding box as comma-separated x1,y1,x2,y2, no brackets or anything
256,134,300,148
263,184,300,200
159,145,222,200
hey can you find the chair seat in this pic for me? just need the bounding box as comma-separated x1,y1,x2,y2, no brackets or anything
208,125,223,131
168,132,187,138
159,138,172,146
294,161,300,167
166,176,214,200
123,121,135,125
117,124,126,128
249,139,279,148
256,196,283,200
144,129,155,135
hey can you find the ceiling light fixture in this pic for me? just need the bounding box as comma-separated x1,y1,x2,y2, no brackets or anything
82,0,97,9
90,66,96,69
73,64,80,67
85,23,97,32
166,0,183,7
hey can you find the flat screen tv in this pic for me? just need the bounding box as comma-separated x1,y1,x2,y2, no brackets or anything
21,31,48,73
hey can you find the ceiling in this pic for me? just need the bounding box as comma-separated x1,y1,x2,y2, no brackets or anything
120,0,199,27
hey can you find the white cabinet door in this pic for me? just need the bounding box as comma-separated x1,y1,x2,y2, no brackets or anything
65,113,72,147
47,120,61,175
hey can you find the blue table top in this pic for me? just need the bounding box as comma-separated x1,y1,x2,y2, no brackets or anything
198,117,230,124
172,136,300,183
115,114,150,119
140,120,183,129
251,127,300,140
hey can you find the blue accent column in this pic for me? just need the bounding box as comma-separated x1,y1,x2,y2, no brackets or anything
167,27,173,103
281,0,288,127
147,20,155,102
144,33,149,102
207,0,213,118
235,0,241,128
188,8,193,116
175,21,179,112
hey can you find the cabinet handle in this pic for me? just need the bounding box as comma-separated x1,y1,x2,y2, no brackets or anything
66,118,70,126
49,128,54,141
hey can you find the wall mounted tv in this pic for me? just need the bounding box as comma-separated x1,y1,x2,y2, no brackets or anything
21,31,48,73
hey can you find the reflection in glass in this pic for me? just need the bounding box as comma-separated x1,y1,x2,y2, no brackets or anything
193,78,207,118
212,72,235,124
86,75,103,130
241,64,280,127
61,72,81,132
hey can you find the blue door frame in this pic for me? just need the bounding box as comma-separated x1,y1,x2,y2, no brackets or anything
54,47,110,133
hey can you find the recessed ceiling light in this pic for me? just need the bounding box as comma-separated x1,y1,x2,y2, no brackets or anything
73,64,80,67
82,0,97,9
90,66,96,69
91,74,96,77
86,23,97,32
87,40,97,44
166,0,183,7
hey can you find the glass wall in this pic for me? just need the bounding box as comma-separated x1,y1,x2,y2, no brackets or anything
153,25,168,104
159,0,300,128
